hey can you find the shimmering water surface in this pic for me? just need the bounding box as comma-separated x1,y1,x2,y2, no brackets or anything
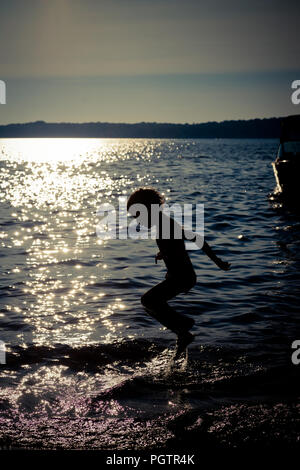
0,138,299,449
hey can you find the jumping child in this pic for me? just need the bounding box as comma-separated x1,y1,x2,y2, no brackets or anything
127,187,231,358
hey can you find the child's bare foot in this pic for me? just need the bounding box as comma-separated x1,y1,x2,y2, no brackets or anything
174,331,194,360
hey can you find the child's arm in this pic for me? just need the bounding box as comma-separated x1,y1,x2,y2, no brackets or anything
175,219,231,271
202,240,231,271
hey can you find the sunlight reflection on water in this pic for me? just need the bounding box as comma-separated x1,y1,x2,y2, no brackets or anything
0,136,297,349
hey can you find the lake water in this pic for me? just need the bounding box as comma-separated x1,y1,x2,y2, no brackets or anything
0,138,299,450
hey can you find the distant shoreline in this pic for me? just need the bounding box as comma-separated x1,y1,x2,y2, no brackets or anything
0,117,285,139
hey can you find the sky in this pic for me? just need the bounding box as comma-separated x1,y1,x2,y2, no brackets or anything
0,0,299,124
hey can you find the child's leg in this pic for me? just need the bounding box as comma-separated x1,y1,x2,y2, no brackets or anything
141,279,194,334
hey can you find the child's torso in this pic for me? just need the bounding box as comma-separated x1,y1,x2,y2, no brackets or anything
156,237,196,280
155,214,196,287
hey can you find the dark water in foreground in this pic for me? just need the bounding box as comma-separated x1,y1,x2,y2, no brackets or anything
0,138,299,450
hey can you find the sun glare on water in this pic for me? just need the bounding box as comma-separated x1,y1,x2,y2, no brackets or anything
0,138,108,163
0,137,144,345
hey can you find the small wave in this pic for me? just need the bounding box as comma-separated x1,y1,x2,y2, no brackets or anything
7,339,163,369
25,258,96,269
229,312,263,323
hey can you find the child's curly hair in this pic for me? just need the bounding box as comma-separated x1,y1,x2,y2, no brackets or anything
127,187,165,211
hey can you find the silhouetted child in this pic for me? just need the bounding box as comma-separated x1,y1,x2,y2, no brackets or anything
127,187,230,358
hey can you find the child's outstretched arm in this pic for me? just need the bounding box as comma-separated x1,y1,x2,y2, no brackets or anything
202,240,231,271
183,227,230,271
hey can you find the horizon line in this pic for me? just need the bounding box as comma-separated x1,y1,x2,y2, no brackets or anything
0,114,297,127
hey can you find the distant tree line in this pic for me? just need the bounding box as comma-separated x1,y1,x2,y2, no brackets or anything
0,118,284,138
